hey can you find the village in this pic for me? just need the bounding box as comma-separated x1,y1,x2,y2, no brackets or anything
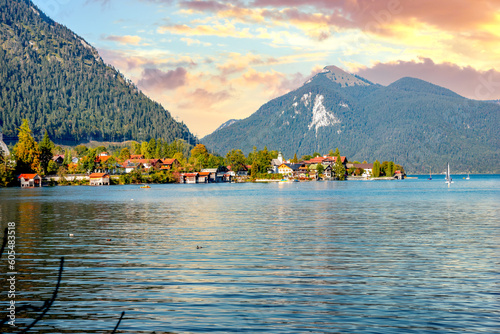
16,150,405,188
1,122,405,188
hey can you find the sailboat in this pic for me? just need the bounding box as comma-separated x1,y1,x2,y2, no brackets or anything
466,173,470,180
428,167,432,180
445,163,453,186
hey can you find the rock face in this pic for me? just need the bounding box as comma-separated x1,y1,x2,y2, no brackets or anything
202,66,500,173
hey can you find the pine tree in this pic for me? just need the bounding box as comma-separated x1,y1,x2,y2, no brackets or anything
372,160,380,177
38,130,54,174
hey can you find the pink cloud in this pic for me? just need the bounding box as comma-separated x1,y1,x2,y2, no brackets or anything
138,67,188,92
178,88,231,109
354,58,500,100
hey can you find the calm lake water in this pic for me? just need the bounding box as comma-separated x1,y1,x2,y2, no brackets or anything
1,175,499,333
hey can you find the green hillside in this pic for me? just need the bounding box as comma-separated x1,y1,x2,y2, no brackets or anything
202,67,500,173
0,0,195,145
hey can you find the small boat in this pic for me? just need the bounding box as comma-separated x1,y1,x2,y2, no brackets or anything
140,185,151,188
428,167,432,180
466,173,470,180
445,163,453,186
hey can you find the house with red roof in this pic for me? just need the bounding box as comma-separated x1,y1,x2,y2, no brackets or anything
89,173,110,186
18,174,42,188
160,158,180,170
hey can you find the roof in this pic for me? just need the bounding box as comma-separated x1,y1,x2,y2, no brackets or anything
18,173,39,180
96,155,112,163
161,158,178,164
279,163,303,171
304,156,346,164
351,163,374,169
271,158,282,166
130,154,144,159
183,173,199,177
123,159,160,166
198,172,211,176
89,173,109,178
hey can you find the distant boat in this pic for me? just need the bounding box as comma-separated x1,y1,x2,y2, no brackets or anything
428,167,432,180
445,163,453,186
466,173,470,180
140,185,151,188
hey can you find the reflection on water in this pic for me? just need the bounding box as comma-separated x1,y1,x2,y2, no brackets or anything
1,176,499,333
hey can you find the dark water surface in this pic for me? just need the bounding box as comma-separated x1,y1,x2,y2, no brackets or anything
1,176,499,333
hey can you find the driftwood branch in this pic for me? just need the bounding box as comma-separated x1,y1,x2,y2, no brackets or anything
1,226,127,333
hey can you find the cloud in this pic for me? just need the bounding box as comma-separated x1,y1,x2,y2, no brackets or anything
178,88,231,109
353,58,500,100
180,37,212,46
137,67,188,92
102,35,142,45
158,21,253,38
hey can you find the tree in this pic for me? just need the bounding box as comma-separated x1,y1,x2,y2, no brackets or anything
119,147,131,161
328,149,334,156
317,164,325,175
75,144,88,157
47,160,58,175
226,149,246,172
189,144,210,170
38,130,54,174
63,149,72,166
291,153,298,163
372,160,381,177
78,148,97,173
13,119,40,173
313,152,321,158
333,149,346,180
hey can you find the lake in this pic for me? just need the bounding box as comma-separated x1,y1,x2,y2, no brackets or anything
1,175,499,333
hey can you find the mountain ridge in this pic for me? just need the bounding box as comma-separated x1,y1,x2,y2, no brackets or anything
0,0,196,145
202,66,499,173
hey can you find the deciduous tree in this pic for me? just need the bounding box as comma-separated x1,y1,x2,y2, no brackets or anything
13,119,40,173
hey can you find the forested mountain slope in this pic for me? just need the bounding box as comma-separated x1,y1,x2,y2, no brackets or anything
202,67,499,173
0,0,195,145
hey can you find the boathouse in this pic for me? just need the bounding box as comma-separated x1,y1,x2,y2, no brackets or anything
89,173,110,186
18,174,42,188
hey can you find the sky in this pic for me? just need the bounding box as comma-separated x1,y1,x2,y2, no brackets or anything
31,0,500,137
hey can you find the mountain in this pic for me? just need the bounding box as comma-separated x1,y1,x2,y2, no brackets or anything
202,66,500,173
215,119,240,132
0,0,195,145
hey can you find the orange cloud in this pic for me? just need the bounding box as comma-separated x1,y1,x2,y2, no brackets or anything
158,21,253,38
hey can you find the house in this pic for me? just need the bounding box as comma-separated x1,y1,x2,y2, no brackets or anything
18,174,42,188
89,173,110,186
278,163,303,177
304,155,348,167
121,159,162,173
52,155,64,165
226,165,251,177
160,158,180,170
198,172,211,183
308,164,332,179
181,173,199,184
347,163,374,177
394,170,405,180
269,152,285,173
121,160,144,173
